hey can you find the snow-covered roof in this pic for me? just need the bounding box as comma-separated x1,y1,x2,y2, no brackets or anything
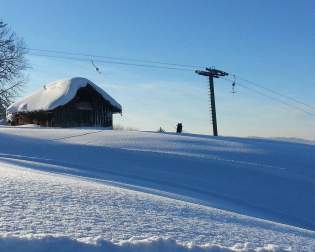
7,77,122,115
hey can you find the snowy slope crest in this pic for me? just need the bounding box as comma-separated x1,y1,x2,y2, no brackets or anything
6,77,122,114
0,235,291,252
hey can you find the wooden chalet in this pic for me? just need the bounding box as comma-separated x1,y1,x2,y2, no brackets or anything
6,77,122,127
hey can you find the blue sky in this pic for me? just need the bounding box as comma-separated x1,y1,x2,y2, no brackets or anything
2,0,315,138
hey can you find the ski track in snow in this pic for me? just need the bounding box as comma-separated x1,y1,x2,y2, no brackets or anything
0,127,315,251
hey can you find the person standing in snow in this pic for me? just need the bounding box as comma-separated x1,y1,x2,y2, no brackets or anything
176,123,182,133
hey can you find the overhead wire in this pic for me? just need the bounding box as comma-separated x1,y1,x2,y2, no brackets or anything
221,77,315,116
25,47,315,117
231,74,315,111
25,47,203,69
28,52,195,72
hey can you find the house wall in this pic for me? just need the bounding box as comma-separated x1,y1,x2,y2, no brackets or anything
52,101,113,127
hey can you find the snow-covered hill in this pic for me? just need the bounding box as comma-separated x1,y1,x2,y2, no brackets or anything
0,126,314,251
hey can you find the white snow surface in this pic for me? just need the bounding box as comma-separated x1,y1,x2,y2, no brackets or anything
6,77,122,114
0,127,314,251
0,235,295,252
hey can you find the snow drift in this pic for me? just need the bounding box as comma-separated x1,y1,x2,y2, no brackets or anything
6,77,122,115
0,235,290,252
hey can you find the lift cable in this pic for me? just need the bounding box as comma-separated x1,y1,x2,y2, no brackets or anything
221,77,315,116
231,74,315,111
28,52,195,72
25,47,315,115
25,47,202,69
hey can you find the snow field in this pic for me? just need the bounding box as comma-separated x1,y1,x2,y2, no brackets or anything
0,164,314,251
0,127,315,251
0,127,314,230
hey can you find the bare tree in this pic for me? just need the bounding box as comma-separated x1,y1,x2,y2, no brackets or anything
0,20,27,119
